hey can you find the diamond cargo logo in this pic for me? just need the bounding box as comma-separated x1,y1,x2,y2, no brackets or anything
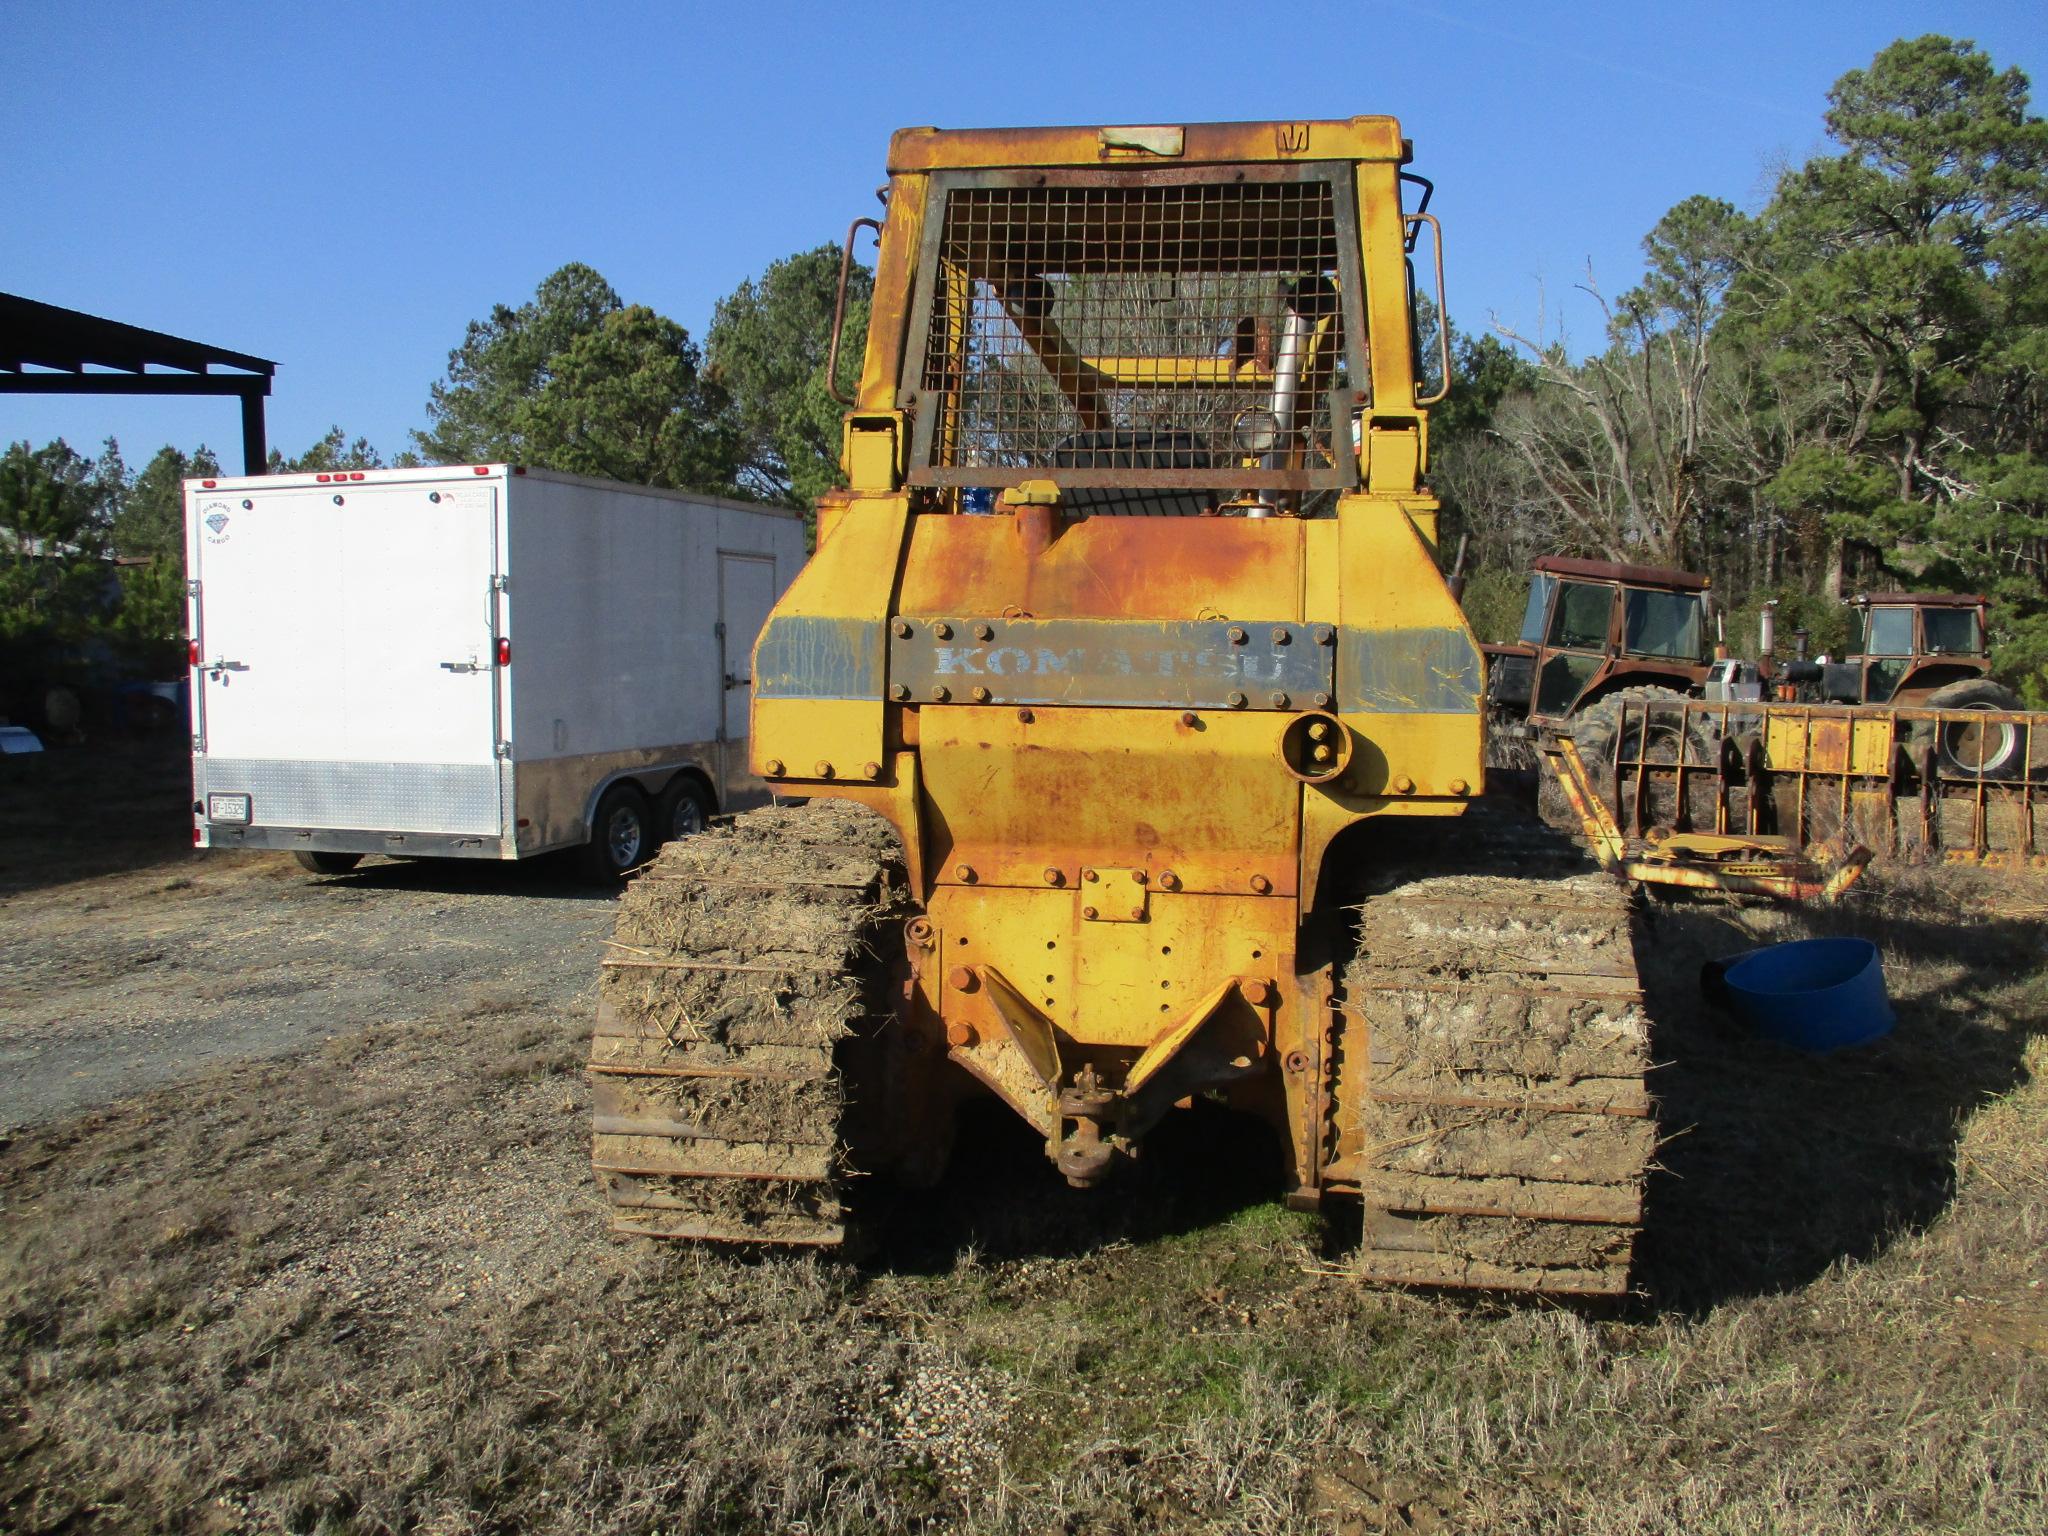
202,508,231,545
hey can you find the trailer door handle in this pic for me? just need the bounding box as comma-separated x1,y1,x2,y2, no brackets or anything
440,659,485,673
205,659,248,678
724,672,751,689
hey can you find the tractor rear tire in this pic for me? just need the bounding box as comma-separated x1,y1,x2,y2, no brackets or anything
1925,678,2025,779
1542,685,1716,835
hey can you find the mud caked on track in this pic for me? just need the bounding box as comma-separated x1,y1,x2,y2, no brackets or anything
592,794,1658,1296
592,802,911,1244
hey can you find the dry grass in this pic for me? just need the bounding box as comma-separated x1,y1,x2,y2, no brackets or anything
1,868,2044,1534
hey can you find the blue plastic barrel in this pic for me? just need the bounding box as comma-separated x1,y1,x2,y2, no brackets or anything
1721,938,1894,1052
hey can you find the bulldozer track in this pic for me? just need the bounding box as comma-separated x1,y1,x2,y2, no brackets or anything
589,801,908,1247
1336,846,1655,1296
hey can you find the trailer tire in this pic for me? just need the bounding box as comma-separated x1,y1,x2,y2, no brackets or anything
581,784,655,881
294,851,364,876
658,775,714,843
1925,679,2025,779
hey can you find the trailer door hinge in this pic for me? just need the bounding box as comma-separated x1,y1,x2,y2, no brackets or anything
714,620,726,640
495,740,513,760
187,579,202,599
490,575,510,593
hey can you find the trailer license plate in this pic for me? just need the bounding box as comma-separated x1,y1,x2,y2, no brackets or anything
208,793,252,824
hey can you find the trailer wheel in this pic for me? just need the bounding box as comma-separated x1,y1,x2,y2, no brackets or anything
581,784,655,880
1925,679,2025,779
294,851,364,876
658,776,714,843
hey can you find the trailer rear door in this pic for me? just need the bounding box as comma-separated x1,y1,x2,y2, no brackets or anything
190,480,502,833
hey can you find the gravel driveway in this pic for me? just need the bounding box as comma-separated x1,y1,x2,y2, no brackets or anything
0,746,616,1132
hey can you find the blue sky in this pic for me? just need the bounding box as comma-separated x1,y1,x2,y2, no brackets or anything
5,0,2043,470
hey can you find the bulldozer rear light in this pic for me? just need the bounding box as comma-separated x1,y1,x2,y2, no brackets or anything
496,637,511,666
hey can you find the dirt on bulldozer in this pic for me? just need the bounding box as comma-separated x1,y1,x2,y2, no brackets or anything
592,803,909,1245
1343,877,1650,1287
594,797,1657,1296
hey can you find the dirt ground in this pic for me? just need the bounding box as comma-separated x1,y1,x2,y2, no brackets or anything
0,744,613,1132
1,744,2044,1534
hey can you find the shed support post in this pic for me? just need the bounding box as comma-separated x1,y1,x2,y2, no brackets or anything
240,388,268,475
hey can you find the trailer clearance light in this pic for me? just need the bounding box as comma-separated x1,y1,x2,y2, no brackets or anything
496,637,511,666
188,639,200,666
473,465,491,475
201,479,217,487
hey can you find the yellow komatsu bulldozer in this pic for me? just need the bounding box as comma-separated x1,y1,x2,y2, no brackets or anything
592,120,1655,1295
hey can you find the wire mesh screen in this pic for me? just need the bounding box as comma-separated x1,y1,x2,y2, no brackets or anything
912,175,1360,503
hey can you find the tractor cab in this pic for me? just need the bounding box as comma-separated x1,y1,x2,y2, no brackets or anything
1485,556,1713,725
1840,592,1990,704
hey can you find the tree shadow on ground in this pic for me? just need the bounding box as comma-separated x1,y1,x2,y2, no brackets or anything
1632,884,2047,1313
870,1096,1289,1274
324,850,613,905
0,740,194,896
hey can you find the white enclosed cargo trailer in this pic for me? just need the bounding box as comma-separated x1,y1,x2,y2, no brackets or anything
185,464,806,875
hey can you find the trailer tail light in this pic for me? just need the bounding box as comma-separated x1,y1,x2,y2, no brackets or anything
192,828,203,845
188,639,200,666
496,637,511,666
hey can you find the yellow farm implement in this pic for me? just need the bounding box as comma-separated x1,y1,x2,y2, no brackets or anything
1540,696,2047,898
